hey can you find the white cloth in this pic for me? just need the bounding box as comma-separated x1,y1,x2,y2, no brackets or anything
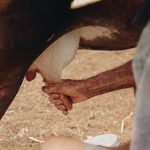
131,21,150,150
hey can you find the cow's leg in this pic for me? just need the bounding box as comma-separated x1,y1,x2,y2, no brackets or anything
0,66,26,119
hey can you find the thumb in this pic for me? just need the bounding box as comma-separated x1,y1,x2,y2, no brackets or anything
42,84,61,93
59,94,73,110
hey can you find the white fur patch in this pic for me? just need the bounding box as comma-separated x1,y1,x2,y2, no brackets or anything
80,26,117,41
71,0,102,9
29,29,80,82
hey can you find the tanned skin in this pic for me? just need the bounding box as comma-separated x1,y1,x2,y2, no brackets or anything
0,0,142,120
0,0,144,149
43,61,134,113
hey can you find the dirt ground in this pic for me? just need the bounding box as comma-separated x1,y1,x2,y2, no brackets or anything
0,49,136,150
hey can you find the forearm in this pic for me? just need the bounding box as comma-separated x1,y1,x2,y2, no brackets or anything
45,61,135,107
84,60,135,99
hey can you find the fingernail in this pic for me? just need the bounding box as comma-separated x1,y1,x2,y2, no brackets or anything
63,111,68,115
56,101,63,105
42,86,48,92
60,105,66,110
52,94,60,99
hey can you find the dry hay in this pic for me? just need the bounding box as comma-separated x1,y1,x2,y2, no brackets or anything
0,49,136,150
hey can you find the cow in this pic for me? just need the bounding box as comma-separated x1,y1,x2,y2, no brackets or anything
0,0,144,150
0,0,142,119
26,0,141,112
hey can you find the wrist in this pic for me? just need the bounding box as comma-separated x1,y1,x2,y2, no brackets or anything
83,77,99,99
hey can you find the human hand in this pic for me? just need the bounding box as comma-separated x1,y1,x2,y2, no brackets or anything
42,79,88,115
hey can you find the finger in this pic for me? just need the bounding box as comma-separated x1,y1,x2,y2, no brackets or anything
42,85,60,93
42,86,49,93
56,105,66,111
49,98,62,104
62,110,68,115
59,94,73,111
53,103,68,115
50,93,60,99
49,96,69,115
49,97,68,114
48,94,63,105
52,99,63,106
49,93,72,110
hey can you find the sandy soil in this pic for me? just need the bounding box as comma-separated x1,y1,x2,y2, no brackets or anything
0,49,136,150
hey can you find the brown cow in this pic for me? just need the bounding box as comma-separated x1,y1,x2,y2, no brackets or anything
0,0,142,119
0,0,144,150
27,0,142,112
